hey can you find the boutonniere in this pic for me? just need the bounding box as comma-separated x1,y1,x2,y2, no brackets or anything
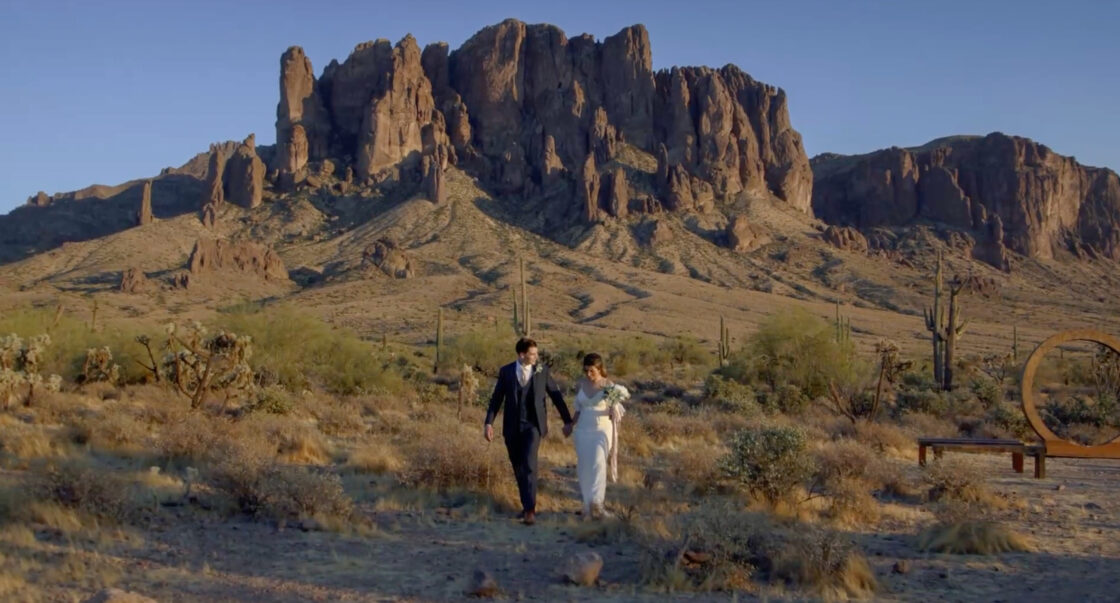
533,364,544,376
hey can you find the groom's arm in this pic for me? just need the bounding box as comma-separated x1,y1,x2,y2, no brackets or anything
545,370,573,425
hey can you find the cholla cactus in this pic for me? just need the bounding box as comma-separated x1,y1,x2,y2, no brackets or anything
82,346,121,384
0,332,62,407
161,322,255,410
457,364,479,420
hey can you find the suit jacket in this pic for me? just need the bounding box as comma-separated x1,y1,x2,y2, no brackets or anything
485,362,572,437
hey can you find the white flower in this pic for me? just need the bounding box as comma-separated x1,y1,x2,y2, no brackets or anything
534,364,544,375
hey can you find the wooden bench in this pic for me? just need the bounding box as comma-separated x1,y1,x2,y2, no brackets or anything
918,438,1047,478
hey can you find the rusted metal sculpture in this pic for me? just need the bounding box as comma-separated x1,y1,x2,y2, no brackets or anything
1020,328,1120,460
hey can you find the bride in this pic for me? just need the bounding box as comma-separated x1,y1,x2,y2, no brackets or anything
572,353,628,519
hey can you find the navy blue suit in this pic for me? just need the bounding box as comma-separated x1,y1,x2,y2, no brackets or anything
485,362,572,513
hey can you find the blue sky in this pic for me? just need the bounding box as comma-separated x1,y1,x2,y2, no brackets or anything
2,0,1117,214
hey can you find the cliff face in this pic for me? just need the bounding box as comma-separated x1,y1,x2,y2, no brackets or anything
275,19,812,224
811,133,1120,263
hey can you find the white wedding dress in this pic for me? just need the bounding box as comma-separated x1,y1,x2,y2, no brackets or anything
573,386,614,514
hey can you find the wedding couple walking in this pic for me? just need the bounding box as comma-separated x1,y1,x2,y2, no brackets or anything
483,338,628,525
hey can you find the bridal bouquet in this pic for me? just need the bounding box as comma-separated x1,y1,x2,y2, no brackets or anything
604,383,629,421
604,383,629,483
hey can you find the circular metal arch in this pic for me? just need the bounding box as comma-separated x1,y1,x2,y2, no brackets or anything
1020,328,1120,457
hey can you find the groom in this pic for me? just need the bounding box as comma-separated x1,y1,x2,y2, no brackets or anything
484,337,573,525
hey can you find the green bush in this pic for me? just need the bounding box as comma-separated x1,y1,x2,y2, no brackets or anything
444,323,518,375
986,401,1033,440
720,308,859,403
971,377,1003,408
720,426,815,504
702,374,758,414
0,308,150,384
215,306,404,395
896,389,948,416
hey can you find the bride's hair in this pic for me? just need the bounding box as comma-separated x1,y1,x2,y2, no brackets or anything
582,353,607,377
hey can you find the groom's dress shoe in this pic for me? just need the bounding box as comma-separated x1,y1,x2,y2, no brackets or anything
522,511,536,525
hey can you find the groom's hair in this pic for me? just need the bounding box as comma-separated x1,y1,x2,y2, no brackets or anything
515,337,537,354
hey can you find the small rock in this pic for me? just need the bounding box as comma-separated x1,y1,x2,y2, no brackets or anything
298,518,323,532
83,589,157,603
563,551,603,586
468,569,499,598
892,560,911,575
1054,484,1066,491
682,550,711,564
1084,502,1102,510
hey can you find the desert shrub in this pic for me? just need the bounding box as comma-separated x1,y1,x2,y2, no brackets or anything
82,410,151,455
31,459,141,523
895,388,948,416
249,385,295,415
313,400,366,437
852,421,914,457
720,308,859,404
216,306,404,395
397,418,508,492
922,459,1005,511
971,377,1003,408
702,375,758,415
985,401,1033,440
241,415,331,465
346,441,403,474
720,426,815,504
0,419,67,461
206,446,353,524
1042,395,1120,431
445,324,518,376
662,442,727,495
757,383,810,414
641,505,875,597
641,412,719,445
812,440,882,523
158,412,235,465
769,527,877,598
917,520,1032,554
0,308,151,384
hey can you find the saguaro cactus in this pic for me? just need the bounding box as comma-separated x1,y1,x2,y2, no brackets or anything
718,315,731,367
434,307,444,374
512,258,532,338
834,300,851,344
923,251,968,390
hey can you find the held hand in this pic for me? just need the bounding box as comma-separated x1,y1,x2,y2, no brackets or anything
562,423,573,438
484,424,494,442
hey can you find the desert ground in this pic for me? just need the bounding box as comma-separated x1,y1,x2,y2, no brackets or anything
2,158,1120,602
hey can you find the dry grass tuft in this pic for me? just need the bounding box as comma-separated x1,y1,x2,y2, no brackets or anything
640,504,875,597
574,514,640,544
397,418,508,493
30,459,144,524
346,441,403,474
922,459,1006,510
313,399,367,437
662,442,727,495
0,418,67,461
241,415,332,465
917,520,1033,554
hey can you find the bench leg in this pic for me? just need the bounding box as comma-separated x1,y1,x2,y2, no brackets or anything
1012,452,1024,473
933,447,943,460
919,445,927,467
1034,454,1046,479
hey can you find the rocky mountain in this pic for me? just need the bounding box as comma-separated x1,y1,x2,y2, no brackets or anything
273,19,811,232
811,133,1120,268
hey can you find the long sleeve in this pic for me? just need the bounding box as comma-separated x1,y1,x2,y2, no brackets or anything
546,370,572,424
485,367,505,426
